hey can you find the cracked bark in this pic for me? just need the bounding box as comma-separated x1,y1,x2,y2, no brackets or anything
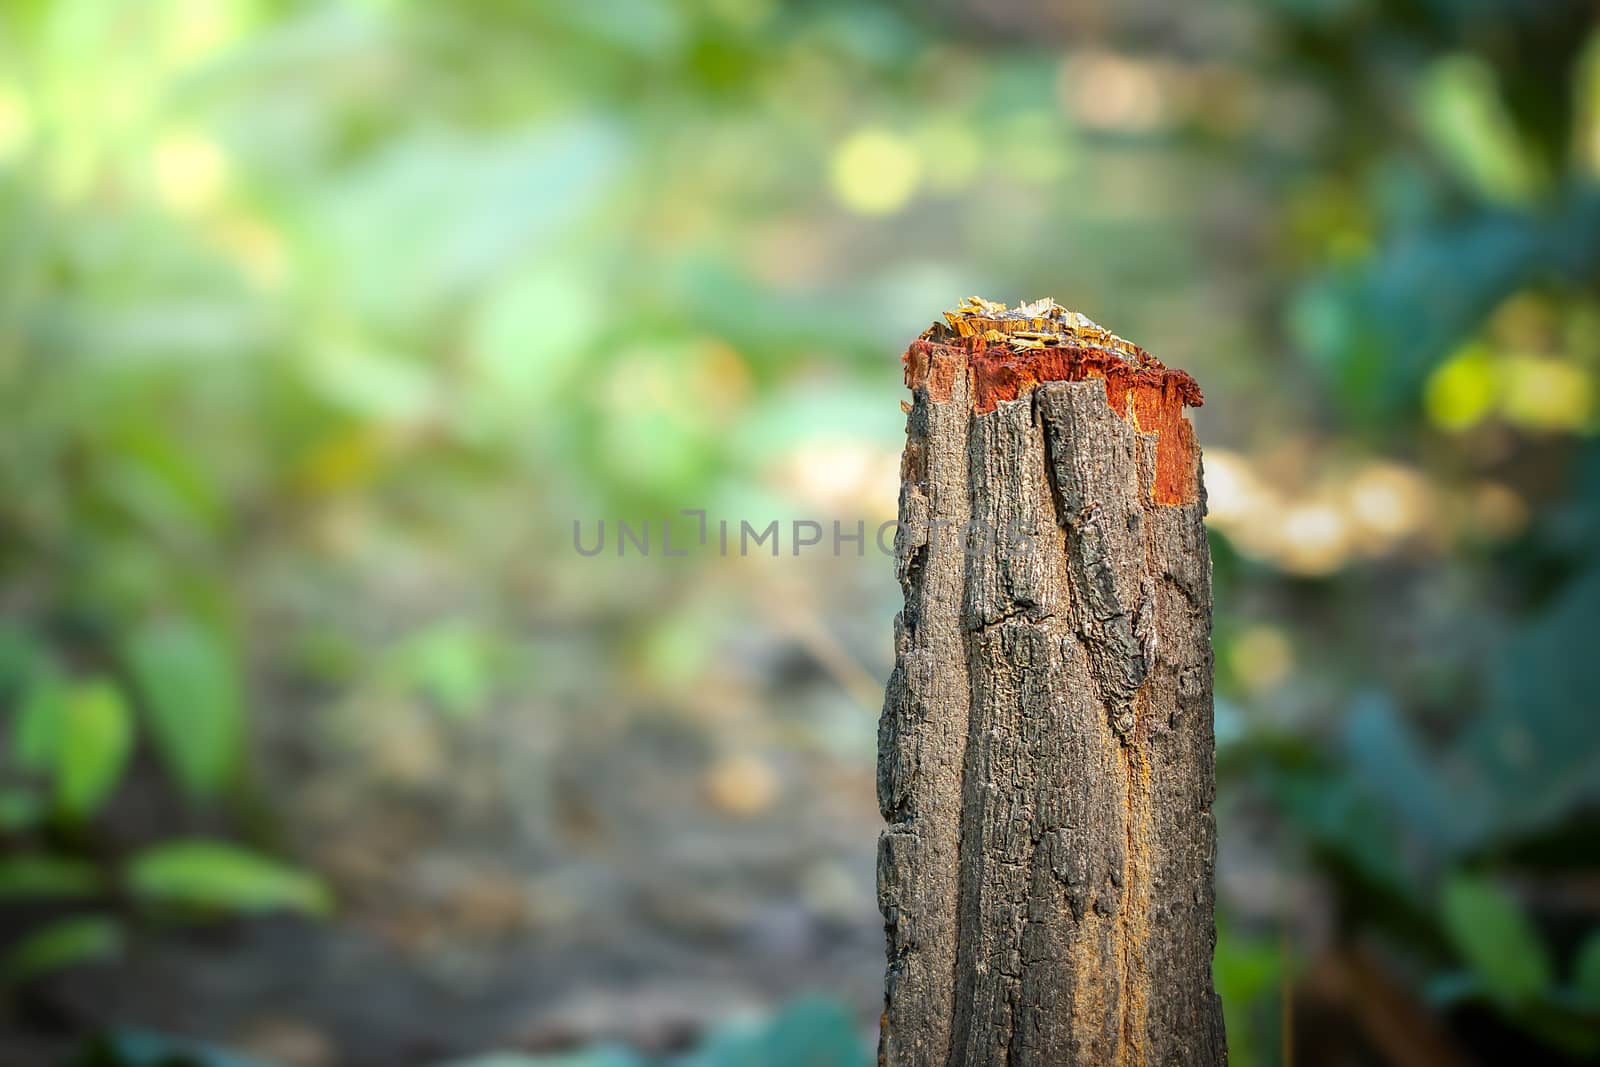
879,307,1225,1067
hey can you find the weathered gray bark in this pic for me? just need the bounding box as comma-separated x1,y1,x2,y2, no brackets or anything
878,368,1224,1066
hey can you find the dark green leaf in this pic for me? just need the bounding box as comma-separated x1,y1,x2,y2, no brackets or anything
1459,566,1600,846
1293,189,1600,420
0,854,103,899
1342,692,1477,857
0,788,43,831
1574,930,1600,1006
1441,874,1553,1005
125,620,244,799
0,624,44,702
1,915,124,985
14,670,66,773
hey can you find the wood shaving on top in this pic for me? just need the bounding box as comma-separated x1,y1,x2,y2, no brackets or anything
926,296,1154,367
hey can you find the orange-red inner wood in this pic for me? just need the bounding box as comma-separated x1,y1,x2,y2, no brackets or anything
904,338,1203,507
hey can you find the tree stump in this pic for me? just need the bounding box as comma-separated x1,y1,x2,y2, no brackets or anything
878,298,1225,1067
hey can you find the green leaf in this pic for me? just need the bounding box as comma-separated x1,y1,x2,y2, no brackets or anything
1467,566,1600,845
0,854,103,899
1213,921,1286,1067
1441,874,1554,1006
395,620,494,720
0,788,43,831
127,840,332,917
1574,930,1600,1007
1,915,124,985
125,619,244,799
0,624,44,702
1342,692,1472,856
1415,56,1542,204
55,681,134,821
14,671,66,773
102,422,225,537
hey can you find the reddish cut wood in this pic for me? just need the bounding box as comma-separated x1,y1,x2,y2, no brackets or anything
903,336,1203,507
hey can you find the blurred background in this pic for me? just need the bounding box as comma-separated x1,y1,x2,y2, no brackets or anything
2,1,1599,1065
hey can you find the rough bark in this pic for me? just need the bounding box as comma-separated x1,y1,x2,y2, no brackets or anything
879,300,1225,1067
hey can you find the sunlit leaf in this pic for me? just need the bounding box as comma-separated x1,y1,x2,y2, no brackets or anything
467,265,601,418
100,422,225,538
1213,921,1284,1067
127,840,332,917
125,619,244,799
395,620,495,720
55,681,134,821
555,0,685,58
304,344,435,422
1416,55,1542,203
320,122,625,331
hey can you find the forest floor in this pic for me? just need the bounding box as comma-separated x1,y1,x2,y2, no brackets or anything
8,655,888,1067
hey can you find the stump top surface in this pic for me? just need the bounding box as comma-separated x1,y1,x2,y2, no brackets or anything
925,295,1152,362
903,297,1206,505
905,296,1203,415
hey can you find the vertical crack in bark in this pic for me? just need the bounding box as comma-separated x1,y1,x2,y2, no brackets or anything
1117,719,1152,1067
945,557,980,1067
1115,429,1166,1067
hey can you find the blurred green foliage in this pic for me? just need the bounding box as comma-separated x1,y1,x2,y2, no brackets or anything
0,0,1598,1064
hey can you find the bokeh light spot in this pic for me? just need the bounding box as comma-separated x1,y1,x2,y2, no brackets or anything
1058,52,1167,133
829,128,922,215
1345,463,1429,545
704,754,778,817
1424,347,1497,431
0,86,30,160
1502,357,1593,432
1277,501,1351,576
153,132,228,214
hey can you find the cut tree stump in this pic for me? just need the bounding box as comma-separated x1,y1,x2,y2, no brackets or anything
878,298,1225,1067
